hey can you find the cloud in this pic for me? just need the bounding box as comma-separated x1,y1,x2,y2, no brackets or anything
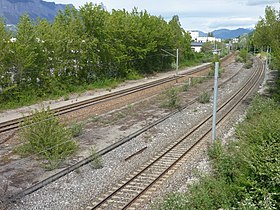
50,0,274,31
180,16,256,32
246,0,279,6
207,17,257,29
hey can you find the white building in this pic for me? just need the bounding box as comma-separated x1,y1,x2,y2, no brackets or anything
197,36,221,43
191,42,203,52
188,31,221,43
189,31,199,41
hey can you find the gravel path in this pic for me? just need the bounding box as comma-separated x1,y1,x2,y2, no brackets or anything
4,60,265,210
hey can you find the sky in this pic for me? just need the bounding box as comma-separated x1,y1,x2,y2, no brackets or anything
45,0,280,32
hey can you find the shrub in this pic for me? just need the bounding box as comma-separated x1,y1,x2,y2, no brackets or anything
163,87,181,109
182,83,189,92
90,146,103,169
235,55,243,63
244,60,253,69
197,91,210,104
70,122,84,137
239,49,249,62
17,107,77,169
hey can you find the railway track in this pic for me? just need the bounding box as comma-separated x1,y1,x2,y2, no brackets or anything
85,58,264,209
0,54,235,136
8,57,241,201
0,76,180,134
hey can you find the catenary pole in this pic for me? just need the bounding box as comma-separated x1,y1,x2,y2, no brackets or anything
161,48,179,76
212,62,219,143
176,48,179,75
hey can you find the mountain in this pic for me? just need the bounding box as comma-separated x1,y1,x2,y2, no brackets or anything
212,28,254,39
197,30,207,37
0,0,73,25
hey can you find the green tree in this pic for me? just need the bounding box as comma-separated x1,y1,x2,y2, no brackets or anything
0,18,13,102
239,33,250,50
253,6,280,100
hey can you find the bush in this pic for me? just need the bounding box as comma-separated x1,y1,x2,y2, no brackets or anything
244,60,253,69
197,91,210,104
90,146,103,169
239,49,249,62
163,87,181,109
69,122,84,137
17,107,78,169
235,55,243,63
182,83,189,92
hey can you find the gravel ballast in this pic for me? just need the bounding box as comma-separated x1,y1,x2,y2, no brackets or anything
5,60,266,210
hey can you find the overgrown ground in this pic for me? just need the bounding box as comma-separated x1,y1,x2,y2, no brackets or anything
154,95,280,210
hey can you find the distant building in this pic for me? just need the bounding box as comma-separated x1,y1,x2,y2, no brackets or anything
191,42,203,53
188,30,221,43
232,38,239,43
189,31,199,41
197,36,221,43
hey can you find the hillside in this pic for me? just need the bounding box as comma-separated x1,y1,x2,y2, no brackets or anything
0,0,73,24
195,28,253,39
212,28,253,39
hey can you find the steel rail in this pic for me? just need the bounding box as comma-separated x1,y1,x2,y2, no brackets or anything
8,55,240,201
87,58,264,209
0,53,235,135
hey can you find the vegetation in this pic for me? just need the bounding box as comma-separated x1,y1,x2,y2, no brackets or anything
197,91,210,104
16,108,77,169
253,6,280,100
155,96,280,209
0,4,198,110
235,48,253,69
90,146,103,169
69,122,84,137
162,87,181,109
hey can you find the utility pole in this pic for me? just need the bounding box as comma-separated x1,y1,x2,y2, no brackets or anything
266,47,269,70
176,49,179,76
212,62,219,143
269,47,272,66
161,48,179,75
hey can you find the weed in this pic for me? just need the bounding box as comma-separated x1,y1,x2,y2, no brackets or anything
74,168,81,174
91,115,99,123
182,83,190,92
192,77,204,85
244,60,253,69
127,104,134,110
90,146,103,169
17,107,77,169
116,111,125,119
70,122,84,137
126,71,143,80
208,140,223,160
197,91,210,104
162,87,181,109
63,95,70,101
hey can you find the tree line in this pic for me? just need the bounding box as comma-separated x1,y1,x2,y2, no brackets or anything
253,6,280,100
0,3,193,107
